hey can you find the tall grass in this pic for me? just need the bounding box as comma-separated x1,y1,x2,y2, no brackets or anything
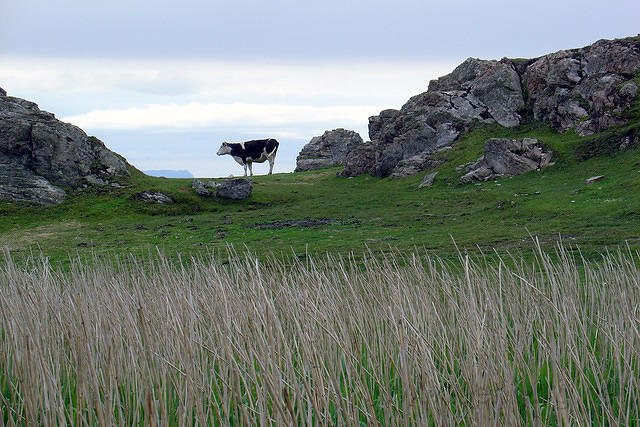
1,243,639,425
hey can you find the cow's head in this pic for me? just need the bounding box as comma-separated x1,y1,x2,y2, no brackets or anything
217,142,232,156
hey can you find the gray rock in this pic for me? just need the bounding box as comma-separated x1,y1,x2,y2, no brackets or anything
389,152,443,179
620,81,638,100
192,178,212,196
0,88,6,97
585,175,605,185
0,156,66,205
418,171,438,188
460,165,494,184
215,178,252,200
460,138,553,184
138,191,173,204
340,143,377,177
0,92,131,204
524,37,640,135
295,129,364,172
86,174,107,186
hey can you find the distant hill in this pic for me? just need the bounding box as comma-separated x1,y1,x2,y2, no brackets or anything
144,170,194,178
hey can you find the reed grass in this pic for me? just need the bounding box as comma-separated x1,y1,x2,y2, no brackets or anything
1,242,639,425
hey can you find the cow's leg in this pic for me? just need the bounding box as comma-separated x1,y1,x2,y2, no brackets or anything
248,162,253,176
268,156,274,175
243,163,248,176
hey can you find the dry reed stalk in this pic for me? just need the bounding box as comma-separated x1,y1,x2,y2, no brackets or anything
1,244,640,425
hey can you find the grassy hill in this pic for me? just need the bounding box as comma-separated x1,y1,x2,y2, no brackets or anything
1,113,639,267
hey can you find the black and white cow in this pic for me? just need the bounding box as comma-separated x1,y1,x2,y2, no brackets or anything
216,138,279,176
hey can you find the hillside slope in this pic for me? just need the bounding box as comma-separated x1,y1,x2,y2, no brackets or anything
1,118,639,266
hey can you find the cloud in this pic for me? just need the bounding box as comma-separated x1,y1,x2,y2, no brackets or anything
0,57,457,106
62,102,383,130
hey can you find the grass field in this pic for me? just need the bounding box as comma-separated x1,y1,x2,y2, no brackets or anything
2,243,639,424
1,119,640,267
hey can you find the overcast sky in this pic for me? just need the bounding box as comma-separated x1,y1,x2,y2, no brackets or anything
1,0,639,176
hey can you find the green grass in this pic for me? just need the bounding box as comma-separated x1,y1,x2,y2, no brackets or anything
1,115,640,267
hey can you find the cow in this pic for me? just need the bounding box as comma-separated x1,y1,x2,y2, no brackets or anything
216,138,279,176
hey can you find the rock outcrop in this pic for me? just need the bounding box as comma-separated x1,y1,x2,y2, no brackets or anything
295,129,363,172
460,138,553,183
0,88,131,205
341,35,640,178
523,38,640,135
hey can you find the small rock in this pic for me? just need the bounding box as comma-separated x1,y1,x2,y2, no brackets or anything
138,191,174,204
585,175,605,185
86,174,107,186
418,171,438,188
620,81,638,100
0,87,6,96
571,189,579,195
619,136,631,151
192,178,212,196
390,153,443,178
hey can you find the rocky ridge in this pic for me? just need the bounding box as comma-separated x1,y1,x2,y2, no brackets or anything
0,88,131,205
341,36,640,178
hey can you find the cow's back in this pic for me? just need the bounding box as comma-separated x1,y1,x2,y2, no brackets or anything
245,138,278,154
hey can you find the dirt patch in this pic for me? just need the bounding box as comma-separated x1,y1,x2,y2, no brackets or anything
253,218,360,230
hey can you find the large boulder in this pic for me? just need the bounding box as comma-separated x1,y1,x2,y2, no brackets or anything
460,138,553,183
295,128,363,172
0,89,131,205
212,178,253,200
